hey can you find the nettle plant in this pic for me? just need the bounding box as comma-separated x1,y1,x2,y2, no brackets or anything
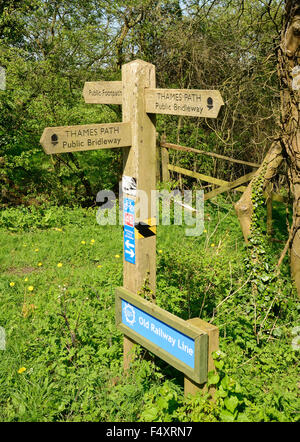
207,351,248,422
138,351,248,422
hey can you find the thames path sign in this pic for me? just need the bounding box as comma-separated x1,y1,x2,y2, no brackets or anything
145,88,224,118
41,59,221,393
40,122,131,154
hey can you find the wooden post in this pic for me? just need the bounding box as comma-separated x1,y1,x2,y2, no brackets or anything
161,147,170,182
156,145,161,183
160,134,170,183
121,60,157,370
41,60,225,385
184,318,219,397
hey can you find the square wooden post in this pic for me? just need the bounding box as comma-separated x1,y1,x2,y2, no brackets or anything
161,147,170,183
121,60,157,370
184,318,219,397
160,134,170,183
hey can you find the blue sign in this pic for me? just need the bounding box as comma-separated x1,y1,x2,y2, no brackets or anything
124,198,135,264
124,225,135,264
121,299,195,368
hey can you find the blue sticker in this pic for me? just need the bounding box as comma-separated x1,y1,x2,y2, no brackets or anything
124,225,135,264
121,299,195,368
124,198,135,216
124,198,135,264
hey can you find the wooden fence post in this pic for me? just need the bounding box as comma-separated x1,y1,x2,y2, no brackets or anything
156,144,161,183
161,147,170,183
160,134,170,183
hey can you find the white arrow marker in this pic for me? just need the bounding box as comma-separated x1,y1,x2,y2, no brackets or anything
125,249,135,258
125,240,134,249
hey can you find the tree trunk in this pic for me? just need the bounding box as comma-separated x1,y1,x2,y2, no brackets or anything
279,1,300,294
235,140,283,241
235,0,300,296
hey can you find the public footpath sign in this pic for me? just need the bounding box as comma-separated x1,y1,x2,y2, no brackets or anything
116,287,208,384
123,198,136,264
82,81,122,105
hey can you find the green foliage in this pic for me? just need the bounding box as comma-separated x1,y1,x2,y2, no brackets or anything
241,169,297,344
0,0,298,423
174,390,219,422
0,204,299,422
156,201,245,320
158,351,249,423
208,351,248,422
0,0,286,206
0,208,162,421
0,205,96,231
139,380,182,422
0,1,124,207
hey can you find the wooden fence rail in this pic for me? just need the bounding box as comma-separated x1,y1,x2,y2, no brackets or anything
159,139,286,234
161,141,261,169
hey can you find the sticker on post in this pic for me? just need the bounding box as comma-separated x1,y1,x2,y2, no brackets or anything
124,225,135,264
122,176,137,197
135,218,156,239
124,198,136,264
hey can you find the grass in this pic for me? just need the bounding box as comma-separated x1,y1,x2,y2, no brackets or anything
0,200,299,421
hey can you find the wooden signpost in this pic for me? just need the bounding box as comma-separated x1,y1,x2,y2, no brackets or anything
40,59,222,397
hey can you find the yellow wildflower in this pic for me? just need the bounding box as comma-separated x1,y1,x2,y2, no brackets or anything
57,263,63,268
158,249,163,254
81,240,86,245
17,367,26,374
34,248,39,252
9,282,15,287
97,265,102,268
90,239,95,244
24,277,28,282
211,243,215,247
28,286,34,292
37,262,43,267
115,254,120,258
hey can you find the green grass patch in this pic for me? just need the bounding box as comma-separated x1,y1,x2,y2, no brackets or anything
0,202,299,421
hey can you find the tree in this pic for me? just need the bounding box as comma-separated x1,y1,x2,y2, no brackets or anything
0,1,121,206
235,0,300,296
